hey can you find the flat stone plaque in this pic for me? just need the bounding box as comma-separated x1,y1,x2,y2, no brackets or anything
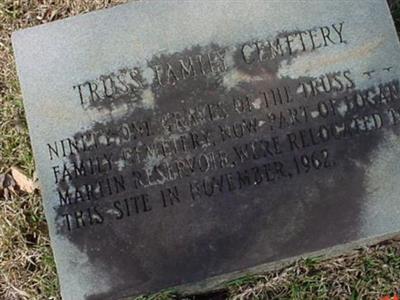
12,1,400,299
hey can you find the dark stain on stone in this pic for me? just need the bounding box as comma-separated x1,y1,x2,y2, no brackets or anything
53,34,400,299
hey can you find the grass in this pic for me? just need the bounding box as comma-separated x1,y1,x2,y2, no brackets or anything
1,1,400,299
225,243,400,299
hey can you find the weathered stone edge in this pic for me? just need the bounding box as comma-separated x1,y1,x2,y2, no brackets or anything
122,232,400,299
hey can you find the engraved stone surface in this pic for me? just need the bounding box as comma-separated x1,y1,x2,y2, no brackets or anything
11,0,400,299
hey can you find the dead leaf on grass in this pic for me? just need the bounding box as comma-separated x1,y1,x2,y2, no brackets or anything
10,166,38,193
0,172,16,200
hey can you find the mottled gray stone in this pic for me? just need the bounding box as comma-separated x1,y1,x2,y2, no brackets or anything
11,1,400,299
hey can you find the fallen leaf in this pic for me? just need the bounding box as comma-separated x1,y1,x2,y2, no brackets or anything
10,166,37,193
0,172,17,200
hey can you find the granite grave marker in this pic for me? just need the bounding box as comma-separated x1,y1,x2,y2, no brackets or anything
12,0,400,299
